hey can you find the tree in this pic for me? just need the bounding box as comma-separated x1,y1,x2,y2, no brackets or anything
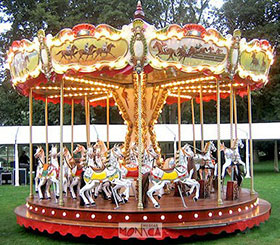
213,0,280,123
0,0,213,126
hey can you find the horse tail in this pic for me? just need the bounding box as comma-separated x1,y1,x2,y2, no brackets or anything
79,171,86,206
142,172,150,208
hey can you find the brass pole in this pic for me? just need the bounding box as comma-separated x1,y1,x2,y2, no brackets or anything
178,88,181,149
45,96,49,164
88,99,91,144
85,96,90,147
29,89,34,199
106,94,110,149
230,84,234,146
200,84,204,150
71,98,74,154
233,90,238,139
247,85,255,194
217,80,223,205
137,72,143,210
191,98,196,153
59,80,64,206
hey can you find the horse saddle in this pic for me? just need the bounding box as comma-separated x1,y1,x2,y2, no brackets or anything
161,170,178,180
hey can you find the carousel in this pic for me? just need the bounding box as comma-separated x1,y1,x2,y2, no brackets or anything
8,2,273,240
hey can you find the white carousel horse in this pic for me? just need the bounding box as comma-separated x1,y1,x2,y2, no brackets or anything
79,144,131,206
144,144,200,208
34,146,44,193
125,142,139,168
69,144,87,199
221,139,246,179
37,145,60,199
184,141,217,180
90,141,112,200
62,146,85,199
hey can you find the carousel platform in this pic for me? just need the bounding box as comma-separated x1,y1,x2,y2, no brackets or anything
14,188,270,240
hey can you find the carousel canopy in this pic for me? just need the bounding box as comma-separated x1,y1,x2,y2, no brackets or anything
7,2,274,106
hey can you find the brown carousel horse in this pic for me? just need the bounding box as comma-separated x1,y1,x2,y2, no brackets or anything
152,41,177,60
56,45,78,61
94,43,116,59
77,44,97,61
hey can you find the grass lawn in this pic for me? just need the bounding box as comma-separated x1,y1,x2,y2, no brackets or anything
0,161,280,245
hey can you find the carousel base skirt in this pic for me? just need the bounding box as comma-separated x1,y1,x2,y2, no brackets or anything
15,188,271,240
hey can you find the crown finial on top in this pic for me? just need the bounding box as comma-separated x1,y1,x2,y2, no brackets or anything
134,1,145,20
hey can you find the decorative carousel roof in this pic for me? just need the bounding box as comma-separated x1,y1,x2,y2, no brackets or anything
7,1,274,106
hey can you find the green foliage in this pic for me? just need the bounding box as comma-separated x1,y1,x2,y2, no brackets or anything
213,0,280,123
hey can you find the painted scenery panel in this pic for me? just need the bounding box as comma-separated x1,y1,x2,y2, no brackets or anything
240,51,270,75
51,37,128,66
11,51,39,79
150,37,227,66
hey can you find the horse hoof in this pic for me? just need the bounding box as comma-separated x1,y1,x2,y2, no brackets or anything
157,195,162,200
47,197,51,200
39,198,44,200
186,192,191,197
72,197,77,200
56,195,59,199
193,197,198,202
154,204,160,209
85,203,90,207
91,202,96,207
94,195,98,199
35,191,38,193
124,199,128,203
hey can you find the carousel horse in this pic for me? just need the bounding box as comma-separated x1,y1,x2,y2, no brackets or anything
143,144,200,208
79,144,131,206
34,146,45,193
220,139,246,186
62,146,85,199
184,141,217,180
91,140,112,200
37,145,60,199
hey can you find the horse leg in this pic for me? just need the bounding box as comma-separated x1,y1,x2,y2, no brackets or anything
222,159,231,178
147,181,166,208
85,184,96,206
80,181,96,206
102,182,111,199
94,183,102,199
45,179,52,199
70,177,78,199
38,178,47,199
182,178,200,201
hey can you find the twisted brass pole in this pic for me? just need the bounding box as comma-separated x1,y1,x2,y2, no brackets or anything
191,98,196,153
217,80,223,205
45,96,49,164
200,84,204,150
137,72,143,210
59,80,64,206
